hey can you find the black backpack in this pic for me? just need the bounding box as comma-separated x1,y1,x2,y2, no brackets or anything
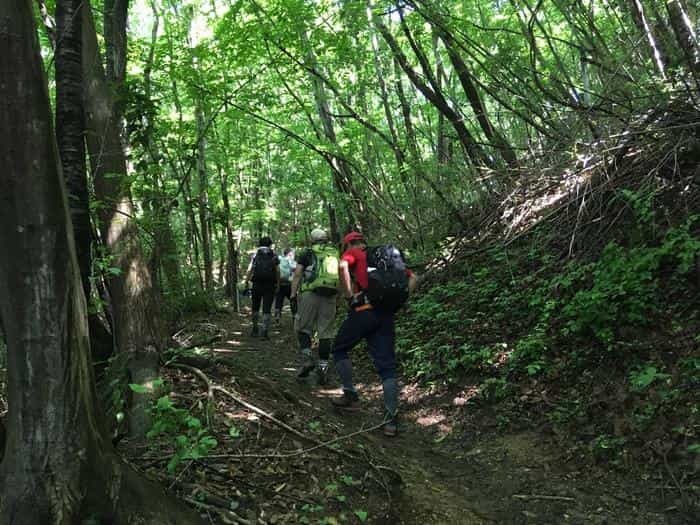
365,245,409,312
252,247,277,283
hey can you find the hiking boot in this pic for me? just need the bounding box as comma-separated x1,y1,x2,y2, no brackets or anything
296,363,314,380
331,390,360,412
296,356,315,380
317,363,329,386
382,416,398,437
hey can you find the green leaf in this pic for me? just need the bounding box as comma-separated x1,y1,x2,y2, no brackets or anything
354,510,368,522
128,383,149,394
156,396,173,409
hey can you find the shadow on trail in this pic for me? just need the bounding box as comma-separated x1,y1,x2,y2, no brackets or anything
139,307,680,524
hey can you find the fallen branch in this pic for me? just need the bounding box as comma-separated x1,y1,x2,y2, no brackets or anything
168,363,214,401
183,496,252,525
172,367,402,501
512,494,575,502
204,421,386,460
212,385,356,460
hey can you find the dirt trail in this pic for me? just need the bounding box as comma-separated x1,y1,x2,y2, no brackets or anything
148,308,684,524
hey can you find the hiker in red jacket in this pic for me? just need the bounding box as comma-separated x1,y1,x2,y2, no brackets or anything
331,231,417,437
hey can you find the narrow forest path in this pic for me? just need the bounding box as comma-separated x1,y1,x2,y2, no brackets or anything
130,305,682,524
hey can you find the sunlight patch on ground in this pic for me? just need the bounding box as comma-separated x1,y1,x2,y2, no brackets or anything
225,410,259,422
452,386,480,406
402,382,445,405
416,413,446,427
313,388,342,398
411,409,454,435
211,348,238,355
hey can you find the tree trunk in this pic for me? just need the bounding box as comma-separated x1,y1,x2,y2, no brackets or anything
56,0,90,301
184,177,204,290
374,15,489,168
431,28,450,167
0,4,203,522
391,57,466,227
196,105,214,290
302,31,362,230
82,3,162,439
625,0,668,77
666,0,700,74
437,28,518,167
219,165,239,301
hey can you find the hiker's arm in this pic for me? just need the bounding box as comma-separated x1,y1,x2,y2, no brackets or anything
290,265,303,297
338,260,353,298
408,273,418,293
243,257,254,285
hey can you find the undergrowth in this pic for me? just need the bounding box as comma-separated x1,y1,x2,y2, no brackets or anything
398,187,700,466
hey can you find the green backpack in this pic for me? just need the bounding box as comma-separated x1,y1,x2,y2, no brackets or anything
302,245,339,296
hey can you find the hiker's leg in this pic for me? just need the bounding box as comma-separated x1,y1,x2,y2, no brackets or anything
274,283,290,318
288,285,297,316
251,284,263,335
316,295,337,365
367,311,398,416
332,309,378,393
294,293,316,377
260,284,275,337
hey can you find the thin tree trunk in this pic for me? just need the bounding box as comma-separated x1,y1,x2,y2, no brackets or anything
196,105,214,290
219,165,239,302
0,4,203,521
302,32,362,230
184,177,204,290
431,28,450,166
367,9,426,247
82,3,162,439
666,0,700,74
374,15,489,168
436,27,518,167
626,0,668,77
392,57,466,227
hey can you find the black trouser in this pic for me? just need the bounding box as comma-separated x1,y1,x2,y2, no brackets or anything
274,281,296,315
333,307,396,380
252,281,276,314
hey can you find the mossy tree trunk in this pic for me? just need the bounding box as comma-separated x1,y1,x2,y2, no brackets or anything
82,2,163,439
0,3,203,522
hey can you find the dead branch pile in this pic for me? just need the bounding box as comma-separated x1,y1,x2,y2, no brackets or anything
427,97,700,279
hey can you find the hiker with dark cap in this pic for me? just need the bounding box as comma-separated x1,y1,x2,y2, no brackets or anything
290,228,339,385
331,231,417,437
274,248,297,323
244,236,279,340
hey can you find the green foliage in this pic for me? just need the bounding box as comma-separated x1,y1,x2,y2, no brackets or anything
628,365,670,392
147,395,218,473
480,378,513,401
590,434,626,463
399,213,700,467
180,289,218,315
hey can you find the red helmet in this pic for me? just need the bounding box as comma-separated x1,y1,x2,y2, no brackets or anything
343,231,364,244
